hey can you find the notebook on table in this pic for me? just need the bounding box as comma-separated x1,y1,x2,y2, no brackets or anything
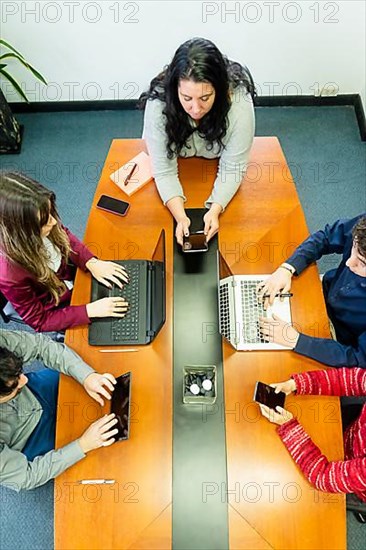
89,230,166,346
110,151,153,196
217,252,292,351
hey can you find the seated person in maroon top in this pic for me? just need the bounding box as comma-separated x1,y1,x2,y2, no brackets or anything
259,368,366,503
0,172,129,332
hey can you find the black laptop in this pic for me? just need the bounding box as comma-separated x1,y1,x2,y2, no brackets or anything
89,230,166,346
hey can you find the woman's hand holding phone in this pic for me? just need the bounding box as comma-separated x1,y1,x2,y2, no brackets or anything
175,216,191,246
203,203,222,242
259,404,293,426
166,197,191,245
270,379,297,396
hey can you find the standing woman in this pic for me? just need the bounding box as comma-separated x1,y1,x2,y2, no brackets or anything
0,172,129,332
140,37,255,244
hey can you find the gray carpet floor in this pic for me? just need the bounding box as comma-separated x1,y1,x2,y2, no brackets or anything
0,105,365,549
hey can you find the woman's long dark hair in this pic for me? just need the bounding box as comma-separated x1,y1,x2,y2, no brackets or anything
139,37,255,158
0,171,71,304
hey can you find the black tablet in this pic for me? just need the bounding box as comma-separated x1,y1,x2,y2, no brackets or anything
110,372,132,441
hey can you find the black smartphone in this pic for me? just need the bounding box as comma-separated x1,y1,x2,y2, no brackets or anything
110,372,131,441
182,231,208,253
96,194,130,217
253,381,286,410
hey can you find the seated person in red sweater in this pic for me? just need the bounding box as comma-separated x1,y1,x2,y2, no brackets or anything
0,171,128,332
259,367,366,503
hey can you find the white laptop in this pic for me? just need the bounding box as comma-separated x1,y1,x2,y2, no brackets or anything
217,252,292,351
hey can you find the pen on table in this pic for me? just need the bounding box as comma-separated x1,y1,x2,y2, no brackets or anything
98,349,139,353
124,162,137,186
78,479,115,485
262,293,293,298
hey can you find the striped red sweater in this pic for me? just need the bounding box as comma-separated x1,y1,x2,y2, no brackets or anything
277,368,366,501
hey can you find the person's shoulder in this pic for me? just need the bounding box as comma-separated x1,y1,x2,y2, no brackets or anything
0,329,29,350
228,86,254,115
144,96,166,115
0,255,29,281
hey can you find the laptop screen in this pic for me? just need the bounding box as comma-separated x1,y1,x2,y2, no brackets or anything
218,251,233,281
110,372,132,441
152,229,165,264
150,230,166,336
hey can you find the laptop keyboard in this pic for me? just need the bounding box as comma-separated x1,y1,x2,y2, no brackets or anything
109,263,141,342
240,280,267,344
219,283,231,340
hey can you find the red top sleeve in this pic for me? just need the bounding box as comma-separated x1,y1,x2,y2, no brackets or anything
0,227,94,332
64,227,94,269
277,418,366,500
293,368,366,397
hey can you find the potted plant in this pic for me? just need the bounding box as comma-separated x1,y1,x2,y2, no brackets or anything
0,39,47,154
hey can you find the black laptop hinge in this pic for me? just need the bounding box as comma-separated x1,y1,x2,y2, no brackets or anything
148,263,155,271
146,329,155,337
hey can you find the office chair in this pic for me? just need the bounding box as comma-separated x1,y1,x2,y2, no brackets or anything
0,291,25,324
346,494,366,523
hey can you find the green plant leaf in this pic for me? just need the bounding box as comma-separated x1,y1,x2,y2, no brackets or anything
0,68,29,102
0,39,25,59
0,52,47,84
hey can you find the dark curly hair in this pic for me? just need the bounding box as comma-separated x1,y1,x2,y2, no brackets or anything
352,215,366,258
0,347,23,397
139,37,255,159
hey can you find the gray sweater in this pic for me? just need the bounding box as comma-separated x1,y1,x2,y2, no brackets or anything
142,86,255,209
0,331,94,491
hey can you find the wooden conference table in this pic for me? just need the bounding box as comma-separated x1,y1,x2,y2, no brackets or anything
55,138,346,549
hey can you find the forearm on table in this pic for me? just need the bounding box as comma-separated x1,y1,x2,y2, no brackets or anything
294,333,366,369
293,367,366,397
0,441,85,492
206,164,246,210
277,418,366,495
166,196,187,222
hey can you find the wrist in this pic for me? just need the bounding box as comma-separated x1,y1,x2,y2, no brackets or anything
86,257,98,271
78,436,90,454
290,378,297,393
176,214,189,224
210,203,223,215
280,263,295,276
291,331,300,349
86,303,94,318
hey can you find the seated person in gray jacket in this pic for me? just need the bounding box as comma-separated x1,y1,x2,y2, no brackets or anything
0,330,119,491
140,37,255,245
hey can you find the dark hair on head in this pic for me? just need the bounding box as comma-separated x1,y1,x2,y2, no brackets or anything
0,171,71,305
139,37,256,158
352,215,366,258
0,347,23,397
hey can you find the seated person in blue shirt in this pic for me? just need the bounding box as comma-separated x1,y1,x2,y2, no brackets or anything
0,330,119,491
258,214,366,368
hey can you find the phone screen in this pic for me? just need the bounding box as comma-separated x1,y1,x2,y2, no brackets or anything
253,381,286,410
182,232,208,253
110,372,131,441
97,195,130,216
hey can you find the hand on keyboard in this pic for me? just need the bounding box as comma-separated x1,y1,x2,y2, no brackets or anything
257,267,293,309
86,297,129,319
86,258,130,288
259,314,299,348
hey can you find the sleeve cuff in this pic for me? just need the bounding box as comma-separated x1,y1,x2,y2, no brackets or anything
276,417,300,438
292,372,312,395
60,440,86,464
